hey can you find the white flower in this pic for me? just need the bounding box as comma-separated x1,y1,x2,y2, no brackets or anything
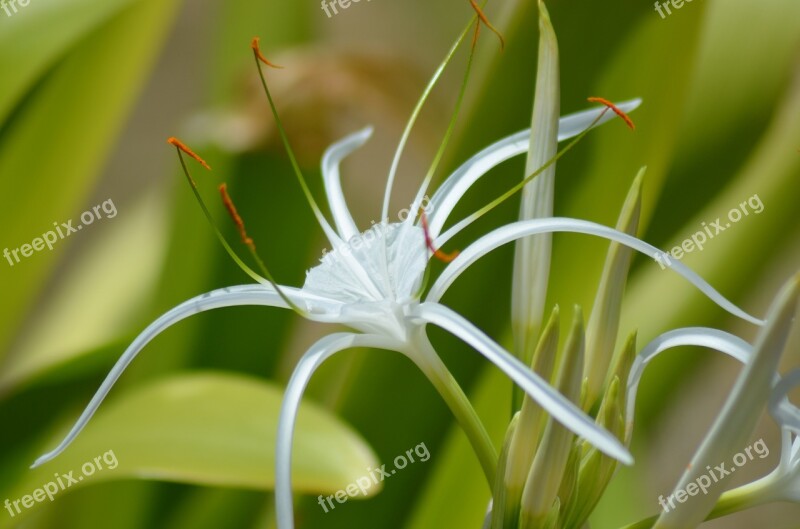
29,26,766,529
621,273,798,528
31,105,765,528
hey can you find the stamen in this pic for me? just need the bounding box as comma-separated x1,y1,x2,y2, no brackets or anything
219,183,255,251
436,106,615,244
469,0,505,49
168,139,307,316
471,19,481,50
405,8,482,228
382,12,479,221
167,136,211,172
420,209,460,263
250,36,340,247
587,97,636,130
250,37,284,69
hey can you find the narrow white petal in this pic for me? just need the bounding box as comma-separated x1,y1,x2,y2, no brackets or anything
321,127,373,241
275,333,403,529
427,218,763,326
410,302,632,465
653,274,799,529
770,369,800,435
624,327,753,442
425,100,641,238
30,284,312,469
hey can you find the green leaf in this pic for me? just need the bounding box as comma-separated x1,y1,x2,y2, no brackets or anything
0,0,180,363
1,372,378,528
0,190,167,393
550,5,707,315
0,0,137,123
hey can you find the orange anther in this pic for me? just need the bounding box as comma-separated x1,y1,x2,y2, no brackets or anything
167,137,212,170
420,210,460,263
251,37,284,69
219,183,255,251
587,97,636,130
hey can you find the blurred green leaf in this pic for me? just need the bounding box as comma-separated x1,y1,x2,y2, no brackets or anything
0,0,137,123
0,0,181,362
1,372,378,528
0,190,167,393
551,6,706,314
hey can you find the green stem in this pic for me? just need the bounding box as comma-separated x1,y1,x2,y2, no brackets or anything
617,474,779,529
411,330,498,486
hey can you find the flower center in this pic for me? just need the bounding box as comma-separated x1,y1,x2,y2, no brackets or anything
302,222,427,305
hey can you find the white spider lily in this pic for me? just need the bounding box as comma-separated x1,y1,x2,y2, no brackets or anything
30,13,766,529
619,273,798,529
734,369,800,506
29,104,762,526
701,361,800,514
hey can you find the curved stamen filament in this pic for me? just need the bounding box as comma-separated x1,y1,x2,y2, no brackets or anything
436,107,612,245
469,0,505,49
168,137,306,316
381,2,488,221
217,183,307,314
405,0,501,229
250,37,340,247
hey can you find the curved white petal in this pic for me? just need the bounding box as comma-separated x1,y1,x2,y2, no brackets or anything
424,99,642,238
409,302,632,465
427,217,764,326
31,284,323,469
770,369,800,435
321,127,373,241
624,327,753,441
276,333,403,529
653,274,799,529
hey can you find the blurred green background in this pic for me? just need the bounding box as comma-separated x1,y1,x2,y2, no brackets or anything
1,0,799,527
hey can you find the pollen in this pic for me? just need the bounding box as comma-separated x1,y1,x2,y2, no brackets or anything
587,97,636,130
219,183,256,251
420,210,460,264
251,37,284,69
167,137,212,170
